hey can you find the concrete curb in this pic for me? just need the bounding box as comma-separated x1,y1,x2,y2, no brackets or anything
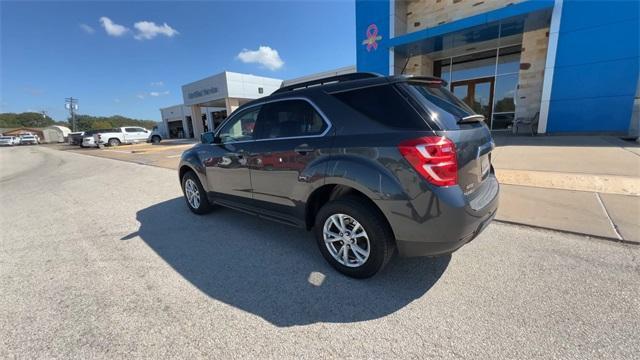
496,169,640,196
493,219,639,245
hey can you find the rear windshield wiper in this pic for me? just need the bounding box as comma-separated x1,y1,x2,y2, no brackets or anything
458,114,485,124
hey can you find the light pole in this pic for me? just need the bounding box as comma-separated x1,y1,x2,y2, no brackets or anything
65,97,79,131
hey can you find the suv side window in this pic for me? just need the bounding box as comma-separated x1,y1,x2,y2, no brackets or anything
257,100,327,139
217,107,260,143
125,127,138,133
331,84,428,129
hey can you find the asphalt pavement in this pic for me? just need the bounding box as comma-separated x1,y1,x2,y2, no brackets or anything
1,145,639,359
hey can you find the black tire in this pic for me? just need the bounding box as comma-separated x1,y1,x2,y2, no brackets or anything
108,138,120,147
181,171,212,214
151,135,161,144
314,196,395,278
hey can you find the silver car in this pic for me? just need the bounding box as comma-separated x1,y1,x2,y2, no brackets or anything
0,136,18,146
19,134,38,145
81,135,97,148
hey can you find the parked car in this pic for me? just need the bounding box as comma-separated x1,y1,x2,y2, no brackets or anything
68,132,84,145
93,127,151,147
178,73,499,278
19,134,39,145
80,129,115,148
147,127,163,144
0,136,19,146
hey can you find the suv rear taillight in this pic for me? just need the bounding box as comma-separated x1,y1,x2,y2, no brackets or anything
398,136,458,186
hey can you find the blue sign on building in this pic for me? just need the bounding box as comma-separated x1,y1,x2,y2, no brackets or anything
356,0,639,135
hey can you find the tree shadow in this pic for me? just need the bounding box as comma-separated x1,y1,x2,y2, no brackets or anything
126,197,450,327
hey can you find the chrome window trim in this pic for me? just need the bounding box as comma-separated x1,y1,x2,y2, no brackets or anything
214,97,333,145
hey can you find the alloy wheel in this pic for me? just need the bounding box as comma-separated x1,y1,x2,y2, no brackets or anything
184,178,201,209
323,213,370,267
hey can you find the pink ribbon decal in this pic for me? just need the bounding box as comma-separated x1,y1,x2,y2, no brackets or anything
362,23,382,52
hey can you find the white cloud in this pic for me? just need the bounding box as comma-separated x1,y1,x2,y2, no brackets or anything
100,17,129,37
150,81,164,87
149,90,170,97
236,46,284,71
134,21,179,40
114,98,121,103
80,23,95,34
136,94,145,99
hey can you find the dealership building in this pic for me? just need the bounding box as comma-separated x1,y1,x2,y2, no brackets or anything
356,0,639,134
162,1,638,138
160,71,282,139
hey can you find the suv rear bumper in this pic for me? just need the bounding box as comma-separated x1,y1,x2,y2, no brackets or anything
395,207,496,257
380,174,499,257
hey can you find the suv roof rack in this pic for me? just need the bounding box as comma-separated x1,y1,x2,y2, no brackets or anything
273,72,382,94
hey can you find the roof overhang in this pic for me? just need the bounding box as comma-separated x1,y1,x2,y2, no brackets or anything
391,0,553,58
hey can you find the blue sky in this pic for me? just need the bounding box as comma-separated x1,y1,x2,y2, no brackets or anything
0,1,356,121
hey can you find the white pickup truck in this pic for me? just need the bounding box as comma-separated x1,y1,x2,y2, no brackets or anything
93,127,151,147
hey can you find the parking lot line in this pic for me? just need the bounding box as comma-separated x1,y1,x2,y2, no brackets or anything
130,144,194,153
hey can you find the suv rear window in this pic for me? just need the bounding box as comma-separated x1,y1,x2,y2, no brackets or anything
331,84,428,130
401,82,477,130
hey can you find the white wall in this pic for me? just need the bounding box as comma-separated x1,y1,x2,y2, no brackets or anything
160,105,190,121
225,71,283,99
181,72,229,106
282,65,356,87
160,105,191,137
181,71,282,106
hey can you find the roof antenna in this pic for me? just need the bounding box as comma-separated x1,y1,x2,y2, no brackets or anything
400,56,410,75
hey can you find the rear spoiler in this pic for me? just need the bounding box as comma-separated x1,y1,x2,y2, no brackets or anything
458,114,485,124
403,76,448,87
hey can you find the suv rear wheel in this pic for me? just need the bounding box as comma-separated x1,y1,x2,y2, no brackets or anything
181,171,212,214
108,138,120,147
314,197,395,278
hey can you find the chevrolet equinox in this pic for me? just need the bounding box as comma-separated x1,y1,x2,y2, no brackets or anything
178,73,499,278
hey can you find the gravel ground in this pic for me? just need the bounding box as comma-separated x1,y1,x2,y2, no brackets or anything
1,145,638,359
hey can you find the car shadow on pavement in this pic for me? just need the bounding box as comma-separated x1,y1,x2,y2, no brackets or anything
126,197,450,327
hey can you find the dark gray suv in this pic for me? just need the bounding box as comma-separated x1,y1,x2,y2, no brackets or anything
178,73,499,278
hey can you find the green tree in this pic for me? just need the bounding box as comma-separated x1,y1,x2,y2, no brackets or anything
0,112,55,128
70,114,158,131
0,112,158,131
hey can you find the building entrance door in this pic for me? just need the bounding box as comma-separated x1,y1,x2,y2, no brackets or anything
451,77,494,125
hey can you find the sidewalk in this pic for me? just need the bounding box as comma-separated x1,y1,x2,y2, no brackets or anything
492,135,640,243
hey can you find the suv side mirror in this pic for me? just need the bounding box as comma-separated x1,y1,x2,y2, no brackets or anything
200,132,215,144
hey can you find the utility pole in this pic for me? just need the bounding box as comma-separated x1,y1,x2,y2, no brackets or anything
65,97,79,131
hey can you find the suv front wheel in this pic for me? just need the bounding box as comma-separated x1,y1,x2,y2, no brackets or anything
181,171,213,214
314,197,395,278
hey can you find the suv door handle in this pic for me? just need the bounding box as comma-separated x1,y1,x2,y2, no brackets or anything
294,145,314,155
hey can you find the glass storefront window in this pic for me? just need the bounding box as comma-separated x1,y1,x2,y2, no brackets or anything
441,62,451,83
497,45,522,75
493,73,519,113
434,58,451,83
450,52,496,82
491,113,515,130
434,45,522,130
